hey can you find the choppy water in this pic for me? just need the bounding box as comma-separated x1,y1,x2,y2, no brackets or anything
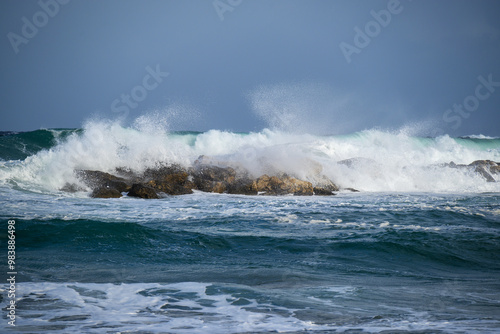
1,124,500,333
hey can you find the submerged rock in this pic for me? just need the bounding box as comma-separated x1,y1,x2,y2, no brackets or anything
91,187,122,198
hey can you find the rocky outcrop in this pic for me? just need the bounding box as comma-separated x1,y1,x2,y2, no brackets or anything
445,160,498,182
72,158,498,199
73,158,340,198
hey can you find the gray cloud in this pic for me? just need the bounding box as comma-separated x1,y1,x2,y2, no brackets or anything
1,0,499,136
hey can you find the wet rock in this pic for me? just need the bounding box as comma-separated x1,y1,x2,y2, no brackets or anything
473,166,495,182
313,187,336,195
490,166,500,175
60,183,86,193
443,160,497,182
338,157,377,168
77,170,131,193
468,160,497,168
227,177,258,195
127,183,159,199
468,160,498,182
311,175,339,195
91,187,122,198
191,164,236,193
144,164,193,195
253,174,314,196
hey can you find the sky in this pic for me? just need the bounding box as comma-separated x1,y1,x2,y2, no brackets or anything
1,0,499,136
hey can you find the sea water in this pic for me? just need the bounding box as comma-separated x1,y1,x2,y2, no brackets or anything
0,121,499,333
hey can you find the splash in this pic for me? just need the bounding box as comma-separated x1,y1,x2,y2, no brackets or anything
248,82,359,135
0,115,499,193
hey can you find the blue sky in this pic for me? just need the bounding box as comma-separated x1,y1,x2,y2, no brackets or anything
1,0,499,136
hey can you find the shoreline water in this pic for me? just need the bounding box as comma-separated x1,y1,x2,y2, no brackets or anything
1,125,499,333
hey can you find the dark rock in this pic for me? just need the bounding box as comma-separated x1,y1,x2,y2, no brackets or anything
127,183,159,199
253,174,313,196
311,175,339,195
91,187,122,198
143,164,194,195
490,166,500,175
344,188,360,192
77,170,131,193
444,160,497,182
468,160,498,182
313,187,336,195
191,165,237,193
227,177,258,195
338,157,376,168
60,183,86,193
474,166,496,182
468,160,497,168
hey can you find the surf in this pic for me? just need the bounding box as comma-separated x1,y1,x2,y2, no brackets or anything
0,117,499,194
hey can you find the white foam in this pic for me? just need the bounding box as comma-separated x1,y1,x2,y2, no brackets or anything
3,282,332,334
0,117,499,193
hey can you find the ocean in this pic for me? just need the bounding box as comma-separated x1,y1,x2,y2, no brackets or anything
1,120,499,333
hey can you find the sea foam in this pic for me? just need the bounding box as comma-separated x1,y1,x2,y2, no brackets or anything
0,116,499,193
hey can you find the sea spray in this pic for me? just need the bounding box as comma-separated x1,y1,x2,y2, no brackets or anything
0,117,499,193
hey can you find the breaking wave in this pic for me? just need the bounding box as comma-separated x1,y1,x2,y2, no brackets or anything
0,117,499,193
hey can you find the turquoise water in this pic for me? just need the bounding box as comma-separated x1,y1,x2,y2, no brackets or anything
1,126,500,333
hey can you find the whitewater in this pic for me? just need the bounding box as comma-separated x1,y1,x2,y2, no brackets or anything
1,119,499,333
1,119,499,194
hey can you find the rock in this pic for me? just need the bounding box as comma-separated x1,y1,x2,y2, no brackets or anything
253,174,313,196
311,175,339,195
468,160,497,167
191,164,236,193
60,183,86,193
313,187,336,195
143,164,193,195
91,187,122,198
227,177,258,195
468,160,498,182
127,183,159,199
77,170,131,193
443,160,497,182
344,188,360,192
338,157,376,168
490,166,500,175
473,166,495,182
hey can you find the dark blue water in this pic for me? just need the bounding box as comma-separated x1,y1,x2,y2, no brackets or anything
1,128,500,333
